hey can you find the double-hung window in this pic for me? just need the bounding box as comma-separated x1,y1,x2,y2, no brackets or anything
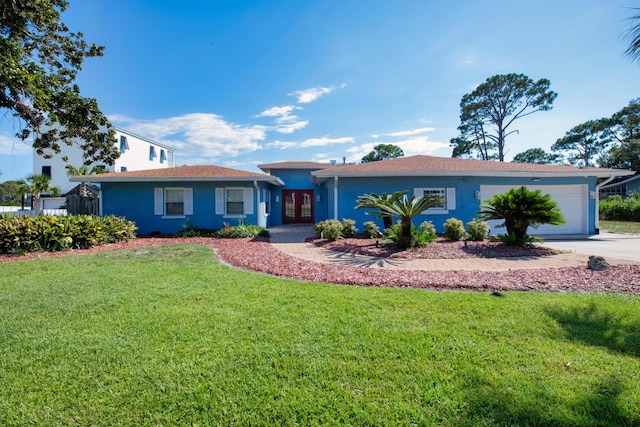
120,136,129,153
149,146,157,161
154,187,193,218
215,187,254,217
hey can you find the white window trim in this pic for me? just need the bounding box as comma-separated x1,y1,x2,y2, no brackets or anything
414,187,456,214
215,187,253,217
154,187,193,218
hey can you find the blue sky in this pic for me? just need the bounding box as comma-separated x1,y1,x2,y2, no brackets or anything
1,0,640,181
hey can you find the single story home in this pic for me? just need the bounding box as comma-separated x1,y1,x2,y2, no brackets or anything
599,174,640,198
73,155,633,237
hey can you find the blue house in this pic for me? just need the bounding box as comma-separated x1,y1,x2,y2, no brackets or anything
600,174,640,198
74,155,633,236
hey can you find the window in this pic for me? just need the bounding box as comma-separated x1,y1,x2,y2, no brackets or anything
160,149,166,164
226,189,244,215
119,136,129,152
41,166,52,178
215,187,254,217
149,146,157,161
165,189,184,216
154,187,193,217
120,166,128,172
414,187,456,213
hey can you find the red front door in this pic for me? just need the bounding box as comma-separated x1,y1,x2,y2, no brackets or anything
283,190,314,224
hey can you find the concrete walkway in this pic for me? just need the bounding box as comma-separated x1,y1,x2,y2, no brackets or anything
268,225,635,272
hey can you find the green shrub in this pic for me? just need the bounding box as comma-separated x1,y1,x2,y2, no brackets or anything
600,193,640,221
418,220,436,236
443,218,465,241
498,231,542,246
0,214,136,254
363,221,381,239
466,218,490,241
382,222,436,248
340,219,358,238
214,222,269,238
314,219,343,241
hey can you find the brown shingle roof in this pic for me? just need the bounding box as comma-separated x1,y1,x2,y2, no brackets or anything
312,155,633,178
70,165,284,185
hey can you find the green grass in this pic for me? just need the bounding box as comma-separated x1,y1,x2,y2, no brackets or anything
1,244,639,426
600,220,640,234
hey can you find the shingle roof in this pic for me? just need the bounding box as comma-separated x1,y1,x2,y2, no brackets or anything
70,165,284,185
311,155,633,178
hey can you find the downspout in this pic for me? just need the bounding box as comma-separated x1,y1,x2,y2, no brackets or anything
333,175,339,220
594,175,616,233
253,180,262,227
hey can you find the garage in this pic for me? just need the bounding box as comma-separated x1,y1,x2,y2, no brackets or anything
479,185,588,236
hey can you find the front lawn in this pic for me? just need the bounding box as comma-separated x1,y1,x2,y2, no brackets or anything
1,244,639,426
600,220,640,234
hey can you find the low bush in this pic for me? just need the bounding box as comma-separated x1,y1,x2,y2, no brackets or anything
600,193,640,221
0,214,136,254
383,222,436,248
466,218,490,241
215,222,269,238
341,219,358,238
443,218,465,241
363,221,381,239
314,219,343,241
418,220,436,236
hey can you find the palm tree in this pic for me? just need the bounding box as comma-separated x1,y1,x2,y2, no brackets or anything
625,8,640,62
477,186,566,245
22,174,53,210
355,192,396,229
356,190,444,248
66,164,103,198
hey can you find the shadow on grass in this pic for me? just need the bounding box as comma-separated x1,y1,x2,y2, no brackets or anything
463,373,635,426
545,302,640,357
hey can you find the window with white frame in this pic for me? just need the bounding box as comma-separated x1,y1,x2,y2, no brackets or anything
149,146,157,161
414,187,456,213
226,189,244,215
215,187,254,217
154,187,193,217
120,136,129,152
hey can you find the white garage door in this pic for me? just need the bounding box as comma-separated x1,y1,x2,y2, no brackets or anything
479,185,588,236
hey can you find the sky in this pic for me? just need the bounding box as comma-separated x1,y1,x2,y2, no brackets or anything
1,0,640,181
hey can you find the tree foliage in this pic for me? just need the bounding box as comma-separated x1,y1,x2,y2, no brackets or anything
477,186,565,245
451,73,557,161
1,0,119,165
512,148,561,165
624,7,640,62
551,119,613,167
361,144,404,163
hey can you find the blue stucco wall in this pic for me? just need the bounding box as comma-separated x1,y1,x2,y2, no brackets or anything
326,175,599,234
101,181,273,235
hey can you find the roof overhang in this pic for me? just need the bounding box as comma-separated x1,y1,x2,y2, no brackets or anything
70,175,285,186
311,169,634,183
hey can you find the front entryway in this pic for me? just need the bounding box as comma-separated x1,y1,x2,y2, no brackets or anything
283,190,314,224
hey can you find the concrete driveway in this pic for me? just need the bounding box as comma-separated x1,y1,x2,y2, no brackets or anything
542,232,640,263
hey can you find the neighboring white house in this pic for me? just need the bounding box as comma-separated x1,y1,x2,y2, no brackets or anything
33,127,176,194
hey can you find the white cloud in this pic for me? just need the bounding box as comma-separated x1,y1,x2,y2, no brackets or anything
289,83,347,104
371,134,380,139
345,137,449,163
109,113,266,164
255,105,308,134
386,127,435,137
267,136,354,150
0,133,32,156
300,136,354,148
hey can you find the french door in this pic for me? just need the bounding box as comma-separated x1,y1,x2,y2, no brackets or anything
283,190,314,224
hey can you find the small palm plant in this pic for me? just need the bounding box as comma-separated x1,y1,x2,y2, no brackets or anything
477,186,566,245
355,192,395,229
19,173,55,210
356,190,444,248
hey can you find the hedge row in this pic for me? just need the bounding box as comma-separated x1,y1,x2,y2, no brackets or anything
0,214,137,254
600,194,640,221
